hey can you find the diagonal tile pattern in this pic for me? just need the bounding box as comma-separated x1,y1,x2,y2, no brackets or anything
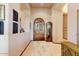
22,41,61,56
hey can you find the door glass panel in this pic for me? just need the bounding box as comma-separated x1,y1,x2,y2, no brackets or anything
34,18,45,40
46,22,52,42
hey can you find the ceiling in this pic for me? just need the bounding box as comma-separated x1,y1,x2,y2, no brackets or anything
20,3,66,11
30,3,53,8
20,4,27,11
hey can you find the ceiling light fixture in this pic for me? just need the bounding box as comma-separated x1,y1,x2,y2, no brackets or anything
63,4,68,14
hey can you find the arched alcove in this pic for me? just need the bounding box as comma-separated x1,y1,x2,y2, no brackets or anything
46,22,53,42
33,18,45,41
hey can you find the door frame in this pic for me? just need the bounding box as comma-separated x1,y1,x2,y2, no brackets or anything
33,18,45,41
46,22,53,42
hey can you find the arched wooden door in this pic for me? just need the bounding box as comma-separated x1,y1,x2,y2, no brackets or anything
46,22,52,42
33,18,45,41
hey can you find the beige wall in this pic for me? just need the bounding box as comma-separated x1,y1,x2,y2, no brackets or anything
68,3,79,44
0,3,9,56
51,7,63,43
9,3,31,56
0,3,64,56
31,8,51,21
20,4,31,32
31,8,51,40
31,6,63,43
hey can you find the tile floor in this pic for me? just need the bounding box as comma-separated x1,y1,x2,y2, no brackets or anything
22,41,61,56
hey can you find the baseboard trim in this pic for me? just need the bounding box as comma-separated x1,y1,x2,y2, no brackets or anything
52,42,61,44
0,53,8,54
19,40,32,56
0,53,8,56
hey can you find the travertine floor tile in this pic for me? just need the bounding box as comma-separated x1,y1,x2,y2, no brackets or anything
22,41,61,56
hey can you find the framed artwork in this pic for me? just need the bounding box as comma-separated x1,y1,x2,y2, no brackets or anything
0,21,4,34
13,9,18,34
13,9,18,22
0,5,5,20
13,22,18,33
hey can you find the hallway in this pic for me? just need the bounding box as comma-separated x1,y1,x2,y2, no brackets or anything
1,3,79,56
22,41,61,56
